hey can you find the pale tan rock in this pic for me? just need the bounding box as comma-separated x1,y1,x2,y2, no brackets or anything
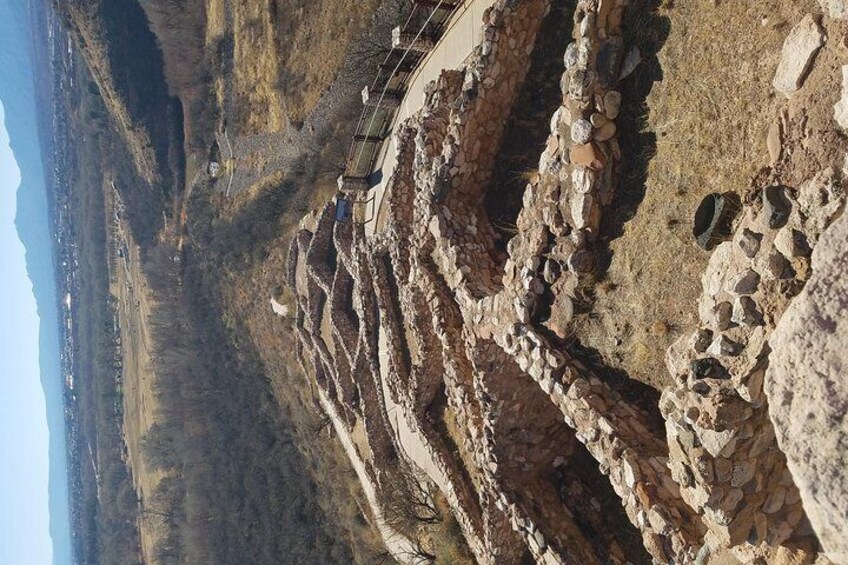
772,14,825,97
818,0,848,19
569,142,604,169
767,119,783,165
834,65,848,131
766,210,848,563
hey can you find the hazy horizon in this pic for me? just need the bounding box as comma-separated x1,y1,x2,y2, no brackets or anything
0,2,73,563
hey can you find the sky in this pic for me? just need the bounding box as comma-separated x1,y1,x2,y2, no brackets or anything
0,100,54,564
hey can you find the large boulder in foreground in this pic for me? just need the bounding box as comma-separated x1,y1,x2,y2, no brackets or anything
765,209,848,563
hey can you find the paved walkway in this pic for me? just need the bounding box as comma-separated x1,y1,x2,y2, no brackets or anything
366,0,499,236
316,385,428,564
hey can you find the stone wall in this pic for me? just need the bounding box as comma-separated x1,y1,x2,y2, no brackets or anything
284,0,847,563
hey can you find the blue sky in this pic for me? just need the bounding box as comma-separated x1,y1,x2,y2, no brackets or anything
0,101,54,564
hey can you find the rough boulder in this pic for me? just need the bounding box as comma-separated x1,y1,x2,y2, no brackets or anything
765,208,848,564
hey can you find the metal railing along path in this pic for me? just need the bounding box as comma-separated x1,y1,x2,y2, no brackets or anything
342,0,465,184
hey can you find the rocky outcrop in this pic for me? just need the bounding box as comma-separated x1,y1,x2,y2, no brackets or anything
662,170,845,557
766,208,848,564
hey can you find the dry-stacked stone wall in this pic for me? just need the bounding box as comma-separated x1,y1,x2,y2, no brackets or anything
285,0,846,563
662,169,845,556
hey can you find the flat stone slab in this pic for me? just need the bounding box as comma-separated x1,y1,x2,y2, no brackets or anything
773,14,824,97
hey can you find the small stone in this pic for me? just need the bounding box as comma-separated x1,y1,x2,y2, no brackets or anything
572,166,595,194
731,460,756,488
590,112,608,128
729,269,761,295
762,185,792,229
763,487,787,514
713,301,734,331
690,357,730,380
772,14,825,97
694,193,737,250
563,41,579,69
594,121,617,141
707,335,742,357
515,299,531,323
766,251,793,279
529,278,544,295
551,106,568,135
732,296,764,326
571,118,593,144
685,406,701,423
692,381,711,396
693,328,714,353
568,249,595,274
569,142,604,169
699,428,739,458
715,458,734,483
619,46,641,80
531,529,546,552
543,259,562,284
603,91,622,120
737,228,762,258
774,228,810,258
570,192,596,230
737,367,766,406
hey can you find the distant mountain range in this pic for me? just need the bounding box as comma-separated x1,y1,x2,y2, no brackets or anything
0,0,73,563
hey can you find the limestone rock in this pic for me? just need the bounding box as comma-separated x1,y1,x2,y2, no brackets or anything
772,14,824,97
834,65,848,131
603,90,622,120
571,118,593,144
818,0,848,19
766,211,848,563
737,228,762,259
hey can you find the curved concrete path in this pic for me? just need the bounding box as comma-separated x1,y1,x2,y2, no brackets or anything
365,0,499,236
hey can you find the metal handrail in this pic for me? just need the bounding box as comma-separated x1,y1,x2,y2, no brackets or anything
343,0,465,180
343,4,427,168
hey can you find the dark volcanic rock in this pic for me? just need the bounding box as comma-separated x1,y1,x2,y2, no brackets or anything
694,193,739,250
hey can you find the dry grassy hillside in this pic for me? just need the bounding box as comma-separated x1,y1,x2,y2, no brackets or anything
205,0,382,134
573,0,846,389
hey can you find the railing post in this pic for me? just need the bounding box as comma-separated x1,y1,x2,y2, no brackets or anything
392,26,435,53
361,86,402,109
337,175,370,193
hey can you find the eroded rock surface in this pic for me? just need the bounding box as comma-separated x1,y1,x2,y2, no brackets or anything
766,208,848,564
